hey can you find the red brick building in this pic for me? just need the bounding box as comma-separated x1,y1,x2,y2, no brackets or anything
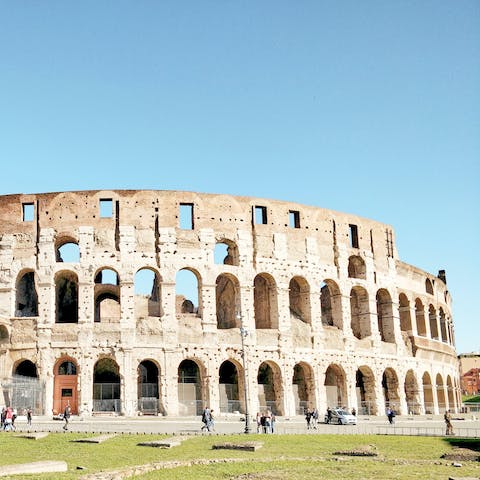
461,368,480,396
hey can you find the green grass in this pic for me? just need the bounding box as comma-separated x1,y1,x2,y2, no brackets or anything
0,433,479,479
463,394,480,403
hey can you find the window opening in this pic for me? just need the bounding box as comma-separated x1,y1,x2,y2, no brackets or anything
57,242,80,262
289,210,300,228
179,203,194,230
349,224,359,248
254,206,267,225
22,203,34,222
99,199,113,218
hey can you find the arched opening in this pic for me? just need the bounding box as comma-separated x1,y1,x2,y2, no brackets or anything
422,372,434,414
320,280,342,329
292,362,315,414
376,289,395,343
0,325,9,344
404,370,420,414
53,358,78,415
56,241,80,262
289,277,311,324
257,361,283,415
214,239,239,266
176,269,200,314
446,375,455,411
254,274,278,329
439,308,448,343
10,360,42,414
415,299,426,337
350,286,371,339
436,373,446,412
178,359,203,415
324,364,347,408
348,255,366,279
135,268,162,318
95,268,120,323
55,271,78,323
398,293,412,333
355,366,377,415
425,278,434,295
93,358,121,413
16,271,38,317
429,305,439,340
382,368,400,413
219,360,240,413
138,360,160,415
216,274,240,329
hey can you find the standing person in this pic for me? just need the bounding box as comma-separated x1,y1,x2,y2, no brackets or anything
26,408,32,428
305,409,312,429
201,406,211,432
351,407,356,417
4,407,14,431
444,409,454,435
208,409,215,432
63,404,71,431
326,407,332,424
270,412,276,434
256,412,262,434
311,408,318,429
387,407,396,424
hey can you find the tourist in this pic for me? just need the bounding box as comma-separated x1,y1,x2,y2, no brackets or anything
444,409,454,435
201,406,211,432
256,412,262,433
305,409,312,429
63,404,71,431
26,408,32,427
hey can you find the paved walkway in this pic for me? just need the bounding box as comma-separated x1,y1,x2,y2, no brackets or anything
7,413,480,438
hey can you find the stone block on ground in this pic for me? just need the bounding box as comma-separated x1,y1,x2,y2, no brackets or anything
137,437,183,448
73,434,116,444
0,460,67,477
333,445,378,457
212,442,263,452
15,432,50,440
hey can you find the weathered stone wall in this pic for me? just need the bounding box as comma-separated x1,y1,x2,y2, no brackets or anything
0,190,459,417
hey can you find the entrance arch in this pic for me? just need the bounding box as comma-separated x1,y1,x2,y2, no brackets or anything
53,358,78,415
93,358,120,413
324,364,347,408
219,360,241,413
178,359,203,415
382,368,400,413
404,369,420,414
355,366,377,415
138,360,160,415
292,362,315,414
257,361,283,415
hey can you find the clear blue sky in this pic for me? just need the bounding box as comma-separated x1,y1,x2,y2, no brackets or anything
1,1,478,353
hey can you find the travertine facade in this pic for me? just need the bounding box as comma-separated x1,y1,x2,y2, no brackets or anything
0,190,460,417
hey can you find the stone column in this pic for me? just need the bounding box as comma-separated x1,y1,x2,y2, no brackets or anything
121,348,136,416
200,283,217,343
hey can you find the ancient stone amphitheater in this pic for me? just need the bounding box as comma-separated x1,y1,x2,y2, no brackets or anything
0,190,459,418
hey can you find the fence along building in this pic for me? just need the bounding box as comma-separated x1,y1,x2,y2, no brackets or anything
0,190,460,417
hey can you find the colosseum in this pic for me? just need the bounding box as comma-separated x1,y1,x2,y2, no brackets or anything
0,190,460,419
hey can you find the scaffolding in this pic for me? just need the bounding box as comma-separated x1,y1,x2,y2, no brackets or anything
1,375,45,415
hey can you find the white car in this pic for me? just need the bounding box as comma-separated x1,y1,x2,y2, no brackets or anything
324,408,357,425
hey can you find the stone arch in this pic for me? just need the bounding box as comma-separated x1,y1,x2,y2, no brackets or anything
55,270,78,323
446,375,455,411
11,360,41,414
14,359,38,378
0,325,9,344
436,373,446,411
415,299,426,336
429,305,438,340
350,286,371,339
324,364,347,408
95,268,121,323
178,359,204,415
439,308,448,343
254,273,278,329
289,276,311,324
425,278,434,295
93,357,121,413
320,279,342,329
257,361,283,415
398,293,412,333
138,359,161,415
214,238,239,266
135,267,162,318
355,366,377,415
53,357,79,415
55,235,80,263
176,268,201,314
348,255,366,279
404,369,420,414
422,372,434,414
382,368,400,413
292,362,316,414
219,360,241,413
15,270,38,317
376,289,395,343
216,273,240,329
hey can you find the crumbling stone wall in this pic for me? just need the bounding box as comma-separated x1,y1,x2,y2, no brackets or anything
0,190,460,417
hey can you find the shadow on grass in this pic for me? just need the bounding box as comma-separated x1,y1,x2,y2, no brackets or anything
443,437,480,452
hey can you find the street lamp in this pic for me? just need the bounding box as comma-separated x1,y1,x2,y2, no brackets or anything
238,314,251,434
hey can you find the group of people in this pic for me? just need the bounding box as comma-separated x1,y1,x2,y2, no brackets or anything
305,408,319,429
1,406,32,431
200,407,215,432
256,411,276,433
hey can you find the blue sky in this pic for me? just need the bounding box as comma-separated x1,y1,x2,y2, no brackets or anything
1,1,479,353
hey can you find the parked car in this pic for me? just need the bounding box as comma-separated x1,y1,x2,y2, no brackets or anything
324,408,357,425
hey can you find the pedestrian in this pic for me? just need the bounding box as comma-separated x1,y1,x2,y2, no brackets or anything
63,404,71,431
326,407,332,424
351,407,356,417
305,409,312,429
201,406,211,432
264,411,271,434
444,409,454,435
256,412,262,434
208,409,215,432
387,407,395,424
270,411,276,434
26,408,32,427
311,408,318,429
4,406,14,431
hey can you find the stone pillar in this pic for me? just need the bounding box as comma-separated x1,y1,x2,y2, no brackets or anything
121,348,136,416
310,287,323,350
316,366,327,416
162,350,180,416
200,283,217,343
79,355,93,416
277,284,291,350
346,367,358,414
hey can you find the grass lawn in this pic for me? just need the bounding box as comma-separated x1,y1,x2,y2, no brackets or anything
0,432,479,479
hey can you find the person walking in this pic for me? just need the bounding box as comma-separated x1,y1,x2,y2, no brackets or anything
26,408,32,428
444,409,454,435
63,404,71,431
201,406,211,432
